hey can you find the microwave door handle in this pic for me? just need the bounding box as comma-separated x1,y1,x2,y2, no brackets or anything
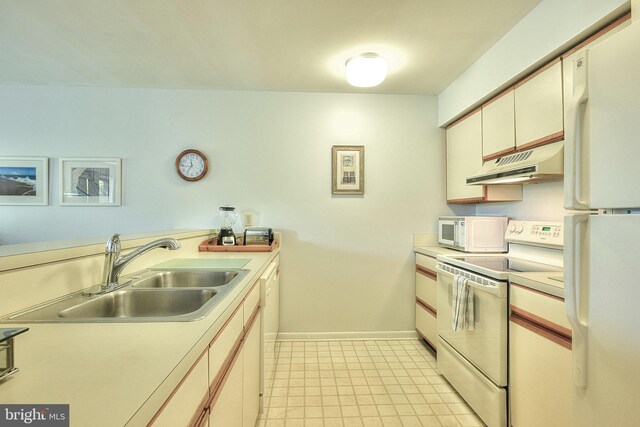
453,221,460,246
565,51,590,210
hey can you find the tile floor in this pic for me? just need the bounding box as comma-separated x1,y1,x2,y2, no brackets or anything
257,339,484,427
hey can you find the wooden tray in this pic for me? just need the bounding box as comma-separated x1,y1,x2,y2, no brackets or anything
198,237,279,252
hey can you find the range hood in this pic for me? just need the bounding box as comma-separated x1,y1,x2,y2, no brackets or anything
466,141,564,185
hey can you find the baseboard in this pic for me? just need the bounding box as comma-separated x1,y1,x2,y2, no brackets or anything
276,330,419,341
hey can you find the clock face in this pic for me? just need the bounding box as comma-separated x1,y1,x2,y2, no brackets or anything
176,149,208,181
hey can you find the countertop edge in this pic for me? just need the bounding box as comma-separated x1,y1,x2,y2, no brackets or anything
509,272,565,299
413,246,462,257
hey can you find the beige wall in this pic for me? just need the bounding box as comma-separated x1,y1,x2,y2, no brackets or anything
476,181,566,222
0,86,451,334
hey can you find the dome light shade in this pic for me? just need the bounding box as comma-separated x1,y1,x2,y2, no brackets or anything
345,53,388,87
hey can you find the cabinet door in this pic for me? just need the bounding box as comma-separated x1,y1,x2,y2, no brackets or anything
243,310,261,427
416,302,437,350
415,254,437,309
509,284,572,427
515,60,564,149
150,353,209,427
482,89,516,160
209,304,244,388
244,281,261,324
210,346,244,427
446,110,484,202
509,321,572,427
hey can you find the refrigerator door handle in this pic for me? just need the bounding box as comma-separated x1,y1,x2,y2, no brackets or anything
565,51,591,210
564,214,590,389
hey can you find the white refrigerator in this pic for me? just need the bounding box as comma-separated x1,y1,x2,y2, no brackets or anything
563,13,640,427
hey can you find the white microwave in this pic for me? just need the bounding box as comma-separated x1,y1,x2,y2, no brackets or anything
438,216,508,252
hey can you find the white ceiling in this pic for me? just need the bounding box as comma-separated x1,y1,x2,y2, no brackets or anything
0,0,542,95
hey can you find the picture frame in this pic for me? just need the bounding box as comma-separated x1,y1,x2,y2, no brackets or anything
0,157,49,205
59,158,122,206
332,145,364,195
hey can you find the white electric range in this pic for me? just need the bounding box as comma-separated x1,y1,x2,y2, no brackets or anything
434,220,563,427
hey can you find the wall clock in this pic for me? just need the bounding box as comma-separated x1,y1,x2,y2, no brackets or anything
175,149,208,181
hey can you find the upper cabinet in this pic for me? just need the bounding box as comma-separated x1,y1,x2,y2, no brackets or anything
446,110,484,202
482,89,516,160
514,59,564,150
444,11,630,205
482,60,564,161
446,110,522,203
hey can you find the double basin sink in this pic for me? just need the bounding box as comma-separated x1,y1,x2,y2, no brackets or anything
5,269,248,323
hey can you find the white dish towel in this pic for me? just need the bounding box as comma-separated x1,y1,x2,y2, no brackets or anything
451,274,475,331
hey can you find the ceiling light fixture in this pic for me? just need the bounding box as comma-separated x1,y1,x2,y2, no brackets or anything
345,53,388,87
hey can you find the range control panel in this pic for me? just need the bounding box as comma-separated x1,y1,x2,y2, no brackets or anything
505,220,563,248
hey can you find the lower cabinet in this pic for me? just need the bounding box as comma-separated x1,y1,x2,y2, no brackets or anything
149,280,263,427
242,310,261,427
509,283,572,427
415,302,437,349
415,253,438,350
210,346,244,427
149,353,209,427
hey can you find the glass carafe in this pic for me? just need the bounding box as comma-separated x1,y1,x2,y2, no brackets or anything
218,206,238,245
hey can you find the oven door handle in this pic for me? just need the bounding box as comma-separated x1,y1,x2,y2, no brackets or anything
436,266,506,297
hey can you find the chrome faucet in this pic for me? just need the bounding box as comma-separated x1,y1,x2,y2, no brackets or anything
84,233,181,296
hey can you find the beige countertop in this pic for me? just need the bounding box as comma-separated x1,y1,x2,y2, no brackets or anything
413,245,462,258
509,271,564,298
0,250,279,427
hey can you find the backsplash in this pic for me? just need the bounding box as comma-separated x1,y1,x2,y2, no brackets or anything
476,180,565,221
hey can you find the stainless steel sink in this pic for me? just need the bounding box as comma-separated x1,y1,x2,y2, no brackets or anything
58,289,217,319
130,270,243,289
2,268,249,323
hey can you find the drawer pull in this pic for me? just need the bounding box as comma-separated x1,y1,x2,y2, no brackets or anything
416,298,437,316
416,265,437,280
510,305,572,350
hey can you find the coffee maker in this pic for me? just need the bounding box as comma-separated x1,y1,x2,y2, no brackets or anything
218,206,238,246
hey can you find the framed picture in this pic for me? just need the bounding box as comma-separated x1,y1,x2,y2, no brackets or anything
0,157,49,205
60,158,122,206
332,145,364,195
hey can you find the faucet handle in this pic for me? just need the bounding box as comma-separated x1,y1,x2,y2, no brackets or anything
106,234,121,253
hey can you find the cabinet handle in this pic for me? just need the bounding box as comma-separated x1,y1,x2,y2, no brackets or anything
509,306,572,349
191,408,209,427
416,265,437,280
416,298,437,317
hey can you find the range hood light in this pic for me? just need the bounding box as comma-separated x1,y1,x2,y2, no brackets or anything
488,176,533,184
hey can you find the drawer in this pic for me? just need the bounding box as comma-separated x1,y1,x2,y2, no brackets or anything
510,283,571,330
209,303,244,387
416,253,437,271
416,254,438,308
438,337,506,427
244,280,261,325
416,270,437,309
415,302,437,350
